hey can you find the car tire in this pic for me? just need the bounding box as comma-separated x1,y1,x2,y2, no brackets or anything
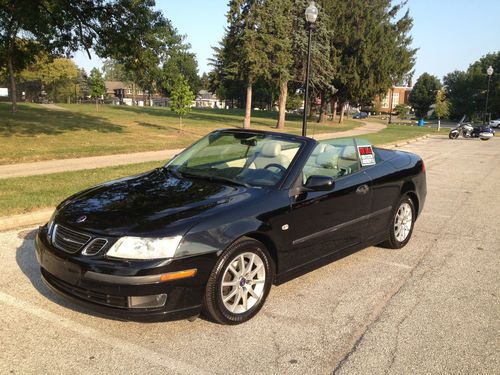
202,237,274,325
382,195,416,249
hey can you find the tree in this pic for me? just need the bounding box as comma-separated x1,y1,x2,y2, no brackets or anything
434,89,449,130
89,68,106,111
170,76,194,132
394,104,410,120
408,73,441,118
225,0,269,128
324,0,416,123
444,52,499,120
160,46,200,96
1,0,180,111
102,59,129,81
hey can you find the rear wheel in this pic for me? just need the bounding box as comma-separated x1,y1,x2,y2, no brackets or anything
202,237,273,324
383,195,416,249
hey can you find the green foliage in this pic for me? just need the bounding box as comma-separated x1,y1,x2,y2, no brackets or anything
160,48,200,96
434,89,449,120
408,73,441,118
394,104,410,120
325,0,416,106
20,55,79,102
170,76,195,131
102,59,129,81
286,92,303,111
89,68,106,100
444,52,499,120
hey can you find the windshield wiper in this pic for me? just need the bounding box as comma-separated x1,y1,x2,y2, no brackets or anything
178,170,250,188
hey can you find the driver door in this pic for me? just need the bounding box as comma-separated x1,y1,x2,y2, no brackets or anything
282,139,373,271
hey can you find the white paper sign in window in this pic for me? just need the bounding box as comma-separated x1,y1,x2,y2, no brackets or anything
357,145,376,166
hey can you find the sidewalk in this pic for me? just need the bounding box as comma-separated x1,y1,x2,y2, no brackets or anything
0,121,386,180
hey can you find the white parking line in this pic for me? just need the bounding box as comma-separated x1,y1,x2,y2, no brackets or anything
0,291,210,375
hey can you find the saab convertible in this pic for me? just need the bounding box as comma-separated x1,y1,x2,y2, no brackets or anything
36,129,426,324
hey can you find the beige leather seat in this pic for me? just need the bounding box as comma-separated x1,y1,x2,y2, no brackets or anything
248,142,290,169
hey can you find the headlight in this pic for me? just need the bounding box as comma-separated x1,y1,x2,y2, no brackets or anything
106,236,182,260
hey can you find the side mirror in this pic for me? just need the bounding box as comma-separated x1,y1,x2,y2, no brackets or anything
304,175,335,191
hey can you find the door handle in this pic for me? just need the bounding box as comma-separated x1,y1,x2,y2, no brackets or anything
356,184,369,195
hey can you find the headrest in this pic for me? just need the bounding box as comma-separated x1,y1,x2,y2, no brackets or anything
316,152,339,169
312,143,336,156
261,142,281,157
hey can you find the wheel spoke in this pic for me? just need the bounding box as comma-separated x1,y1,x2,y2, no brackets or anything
241,290,248,310
230,290,241,312
223,287,238,302
222,280,238,287
248,263,263,279
228,264,239,277
239,254,246,273
248,287,259,299
246,253,255,274
249,278,265,285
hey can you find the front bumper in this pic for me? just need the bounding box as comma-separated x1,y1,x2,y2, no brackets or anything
35,228,217,322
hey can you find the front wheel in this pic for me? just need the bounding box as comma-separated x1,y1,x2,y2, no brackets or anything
449,130,459,139
383,195,416,249
202,237,273,324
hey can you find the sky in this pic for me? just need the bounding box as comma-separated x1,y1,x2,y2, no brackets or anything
73,0,500,82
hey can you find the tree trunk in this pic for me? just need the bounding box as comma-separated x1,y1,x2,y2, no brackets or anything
331,99,337,121
339,102,345,123
179,116,183,133
438,118,441,131
132,82,136,106
244,82,252,129
96,97,99,112
7,53,17,113
318,93,327,123
276,80,288,129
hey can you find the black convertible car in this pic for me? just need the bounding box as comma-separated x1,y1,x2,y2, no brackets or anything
36,129,426,324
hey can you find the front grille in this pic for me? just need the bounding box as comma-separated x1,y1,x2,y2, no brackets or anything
53,224,91,254
42,268,128,308
82,238,108,256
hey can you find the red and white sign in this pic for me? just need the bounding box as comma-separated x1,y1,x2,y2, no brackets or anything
357,145,376,166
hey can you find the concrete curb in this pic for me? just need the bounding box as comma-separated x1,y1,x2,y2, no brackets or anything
0,208,54,232
0,133,433,232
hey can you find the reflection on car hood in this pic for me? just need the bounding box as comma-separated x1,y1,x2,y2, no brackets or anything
56,168,256,237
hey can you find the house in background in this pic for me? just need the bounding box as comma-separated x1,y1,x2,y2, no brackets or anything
374,83,413,113
195,90,224,109
104,81,165,106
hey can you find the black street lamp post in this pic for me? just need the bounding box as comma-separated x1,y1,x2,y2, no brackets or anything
302,1,318,137
484,65,494,124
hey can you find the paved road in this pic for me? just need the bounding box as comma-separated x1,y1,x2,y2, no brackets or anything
0,137,498,374
0,121,385,179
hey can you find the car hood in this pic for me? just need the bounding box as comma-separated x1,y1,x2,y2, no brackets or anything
55,168,256,237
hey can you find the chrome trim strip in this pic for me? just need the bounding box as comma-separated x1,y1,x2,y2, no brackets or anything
81,238,109,256
292,206,392,246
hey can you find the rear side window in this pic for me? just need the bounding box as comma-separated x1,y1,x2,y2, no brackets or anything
303,138,361,182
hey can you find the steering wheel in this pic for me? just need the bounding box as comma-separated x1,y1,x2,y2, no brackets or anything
264,163,287,174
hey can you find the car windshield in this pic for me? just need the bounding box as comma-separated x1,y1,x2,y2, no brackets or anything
165,131,303,187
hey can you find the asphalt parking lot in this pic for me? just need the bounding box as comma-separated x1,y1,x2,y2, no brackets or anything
0,136,498,374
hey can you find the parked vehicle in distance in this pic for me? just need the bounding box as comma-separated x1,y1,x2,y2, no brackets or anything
36,129,426,324
449,115,495,140
353,112,368,119
489,119,500,128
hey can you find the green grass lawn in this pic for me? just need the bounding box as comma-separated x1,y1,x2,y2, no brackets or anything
0,103,358,165
0,161,164,216
0,123,440,217
360,124,441,145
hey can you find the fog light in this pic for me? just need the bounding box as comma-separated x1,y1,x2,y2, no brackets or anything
128,294,167,309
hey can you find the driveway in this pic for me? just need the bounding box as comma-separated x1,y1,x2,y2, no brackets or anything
0,137,498,374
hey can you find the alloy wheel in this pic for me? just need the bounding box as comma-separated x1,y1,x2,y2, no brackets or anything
394,202,413,242
220,252,266,314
